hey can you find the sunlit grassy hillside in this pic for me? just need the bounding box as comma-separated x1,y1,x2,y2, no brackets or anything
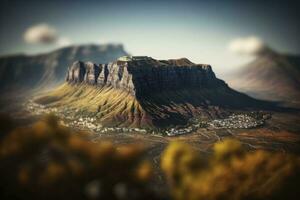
34,83,150,128
33,82,271,128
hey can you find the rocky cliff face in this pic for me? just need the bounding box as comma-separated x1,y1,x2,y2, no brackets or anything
66,57,226,96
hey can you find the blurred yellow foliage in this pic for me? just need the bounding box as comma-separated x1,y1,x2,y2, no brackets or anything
0,115,160,200
161,139,300,200
1,114,300,200
136,161,153,181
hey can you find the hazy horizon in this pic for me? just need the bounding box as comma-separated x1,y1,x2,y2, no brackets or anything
1,0,300,73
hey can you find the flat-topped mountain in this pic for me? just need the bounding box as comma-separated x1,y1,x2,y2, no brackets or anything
65,56,219,97
35,56,273,128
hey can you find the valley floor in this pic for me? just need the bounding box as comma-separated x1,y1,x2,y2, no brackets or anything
5,97,300,155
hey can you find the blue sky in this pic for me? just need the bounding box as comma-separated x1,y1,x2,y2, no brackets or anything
0,0,299,74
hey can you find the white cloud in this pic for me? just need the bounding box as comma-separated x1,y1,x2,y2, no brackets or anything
24,23,57,44
57,37,72,47
228,36,265,55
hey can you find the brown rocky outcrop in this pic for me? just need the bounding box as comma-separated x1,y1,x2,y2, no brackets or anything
66,57,226,96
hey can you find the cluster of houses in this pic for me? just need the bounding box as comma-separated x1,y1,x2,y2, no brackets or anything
165,112,267,136
208,113,265,129
67,119,148,134
25,101,148,134
165,127,194,136
26,100,268,137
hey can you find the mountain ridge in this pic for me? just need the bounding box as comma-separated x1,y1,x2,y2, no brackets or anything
227,50,300,106
0,44,129,92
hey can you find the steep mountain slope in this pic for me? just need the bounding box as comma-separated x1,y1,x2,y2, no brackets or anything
35,57,273,128
227,50,300,106
0,44,128,92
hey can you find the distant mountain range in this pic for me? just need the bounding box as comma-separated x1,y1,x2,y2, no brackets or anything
35,56,273,128
0,44,128,92
226,49,300,107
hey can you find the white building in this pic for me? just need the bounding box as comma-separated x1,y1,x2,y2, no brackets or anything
118,56,150,61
